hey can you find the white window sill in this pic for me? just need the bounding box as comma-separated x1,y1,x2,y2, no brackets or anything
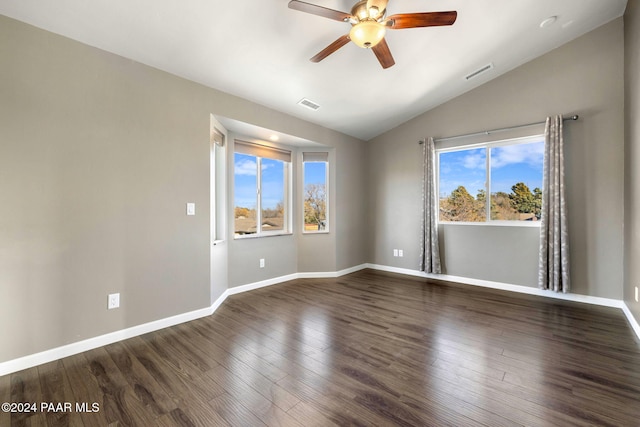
234,232,293,240
439,221,541,227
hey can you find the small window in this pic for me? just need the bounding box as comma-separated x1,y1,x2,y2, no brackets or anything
438,136,544,224
211,126,226,242
234,141,291,237
302,152,328,233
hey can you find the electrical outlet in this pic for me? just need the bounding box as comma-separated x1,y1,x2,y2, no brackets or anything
260,258,265,268
393,249,398,257
398,249,404,257
108,293,120,310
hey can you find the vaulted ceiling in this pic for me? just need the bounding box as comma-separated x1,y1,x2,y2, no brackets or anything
0,0,628,140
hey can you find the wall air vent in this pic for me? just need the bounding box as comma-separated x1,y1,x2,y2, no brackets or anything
465,63,494,81
297,98,321,111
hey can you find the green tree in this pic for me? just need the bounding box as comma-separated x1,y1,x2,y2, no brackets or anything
509,182,536,213
440,185,485,222
533,187,542,218
450,185,473,202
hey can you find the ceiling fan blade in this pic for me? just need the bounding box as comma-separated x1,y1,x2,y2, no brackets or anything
288,0,352,22
310,34,351,63
386,11,457,29
372,38,395,69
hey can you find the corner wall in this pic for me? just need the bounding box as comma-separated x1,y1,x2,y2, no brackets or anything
367,18,625,299
624,2,640,327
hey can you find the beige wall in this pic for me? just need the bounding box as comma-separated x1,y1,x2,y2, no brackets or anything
624,2,640,325
0,15,367,363
368,18,625,299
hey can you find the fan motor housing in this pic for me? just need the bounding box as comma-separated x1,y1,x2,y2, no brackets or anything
351,0,385,22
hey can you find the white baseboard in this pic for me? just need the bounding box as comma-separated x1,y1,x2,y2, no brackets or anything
226,264,369,293
365,263,624,308
3,262,638,376
297,263,368,279
0,265,368,376
0,292,227,377
226,273,300,295
366,263,640,341
622,302,640,341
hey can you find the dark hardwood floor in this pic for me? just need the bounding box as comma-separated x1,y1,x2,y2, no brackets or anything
2,269,640,426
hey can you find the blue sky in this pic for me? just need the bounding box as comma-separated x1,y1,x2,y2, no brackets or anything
439,141,544,198
234,154,257,209
304,162,326,187
234,154,284,209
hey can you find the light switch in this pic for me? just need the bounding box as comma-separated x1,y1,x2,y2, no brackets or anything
186,202,195,216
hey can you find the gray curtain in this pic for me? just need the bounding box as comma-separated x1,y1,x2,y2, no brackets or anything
538,115,570,292
420,137,442,273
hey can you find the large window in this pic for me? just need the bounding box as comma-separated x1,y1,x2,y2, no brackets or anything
438,135,544,223
234,141,291,237
302,152,328,232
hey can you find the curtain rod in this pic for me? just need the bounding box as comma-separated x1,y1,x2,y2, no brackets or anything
418,114,579,144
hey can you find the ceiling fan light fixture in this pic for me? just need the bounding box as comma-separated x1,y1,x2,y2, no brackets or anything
288,0,457,68
349,21,386,48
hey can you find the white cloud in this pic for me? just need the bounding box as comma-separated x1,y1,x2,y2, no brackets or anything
491,143,544,169
462,152,486,169
235,158,257,176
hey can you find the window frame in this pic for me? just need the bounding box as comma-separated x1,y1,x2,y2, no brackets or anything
233,140,292,239
302,152,329,234
436,134,545,227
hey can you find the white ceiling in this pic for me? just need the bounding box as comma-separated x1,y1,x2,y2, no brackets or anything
0,0,628,141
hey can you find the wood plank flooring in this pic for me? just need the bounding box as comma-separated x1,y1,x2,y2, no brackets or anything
2,269,640,426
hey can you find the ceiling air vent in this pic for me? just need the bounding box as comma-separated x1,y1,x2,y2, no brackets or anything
297,98,321,111
465,63,494,81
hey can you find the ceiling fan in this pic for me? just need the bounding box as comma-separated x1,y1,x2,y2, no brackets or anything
288,0,457,69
